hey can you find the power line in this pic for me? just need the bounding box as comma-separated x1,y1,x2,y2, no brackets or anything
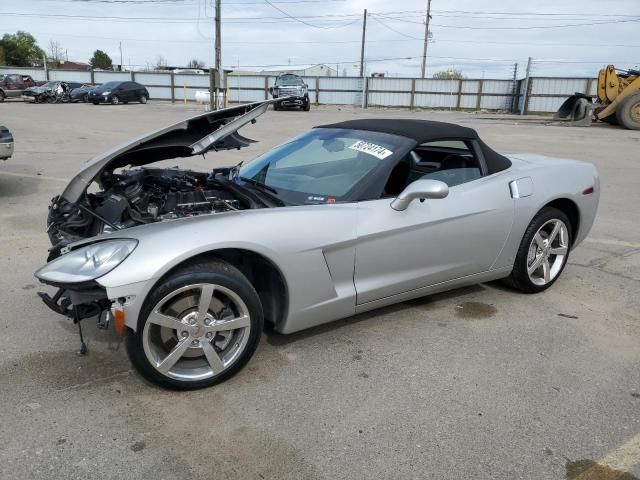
260,0,356,29
371,17,422,40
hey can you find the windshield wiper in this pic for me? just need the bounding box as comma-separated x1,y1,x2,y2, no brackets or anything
238,176,278,195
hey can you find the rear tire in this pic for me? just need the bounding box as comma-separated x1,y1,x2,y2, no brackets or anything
92,101,99,105
0,91,5,102
616,91,640,130
503,207,572,293
126,260,264,390
140,94,148,104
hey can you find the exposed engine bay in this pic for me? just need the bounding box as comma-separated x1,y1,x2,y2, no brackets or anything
47,167,261,260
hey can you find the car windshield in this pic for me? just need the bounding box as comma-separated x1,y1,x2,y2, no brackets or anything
276,76,304,86
100,81,121,88
42,82,59,88
0,74,4,81
238,128,414,204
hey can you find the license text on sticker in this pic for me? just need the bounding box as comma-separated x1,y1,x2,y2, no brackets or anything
348,140,393,160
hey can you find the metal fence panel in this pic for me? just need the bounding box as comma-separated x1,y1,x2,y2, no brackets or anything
319,77,361,91
415,79,458,93
414,93,458,109
135,72,171,87
146,86,172,100
527,96,566,112
531,78,587,95
228,75,265,89
369,77,413,92
319,90,359,105
480,95,511,110
0,65,602,112
482,80,512,94
461,80,479,93
228,88,265,103
48,70,92,83
459,95,478,109
94,71,131,83
368,91,411,107
0,66,46,80
174,73,209,88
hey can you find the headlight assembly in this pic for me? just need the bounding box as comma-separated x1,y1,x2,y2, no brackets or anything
36,239,138,285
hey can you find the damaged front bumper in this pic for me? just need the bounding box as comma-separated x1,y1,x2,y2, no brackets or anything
36,277,147,348
35,238,146,343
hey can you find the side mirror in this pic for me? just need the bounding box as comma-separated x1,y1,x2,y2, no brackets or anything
390,179,449,211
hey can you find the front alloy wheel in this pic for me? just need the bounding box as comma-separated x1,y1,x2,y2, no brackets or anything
126,260,263,389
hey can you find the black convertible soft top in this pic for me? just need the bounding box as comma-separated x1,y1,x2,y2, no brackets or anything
318,118,511,174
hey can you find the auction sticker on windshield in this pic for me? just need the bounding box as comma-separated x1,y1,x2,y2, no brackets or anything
348,140,393,160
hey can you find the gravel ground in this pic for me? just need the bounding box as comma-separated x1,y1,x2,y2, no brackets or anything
0,101,639,480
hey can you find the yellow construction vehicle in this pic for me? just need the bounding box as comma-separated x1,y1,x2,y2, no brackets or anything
555,65,640,130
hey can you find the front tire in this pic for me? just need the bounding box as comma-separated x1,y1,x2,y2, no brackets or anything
126,260,264,390
504,207,572,293
616,91,640,130
111,95,120,105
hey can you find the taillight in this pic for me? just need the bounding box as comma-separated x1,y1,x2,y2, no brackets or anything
582,186,594,195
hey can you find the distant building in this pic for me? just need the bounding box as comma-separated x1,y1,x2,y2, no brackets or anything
228,64,338,77
47,60,91,71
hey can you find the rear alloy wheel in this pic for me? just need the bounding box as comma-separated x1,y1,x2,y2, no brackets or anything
616,91,640,130
126,260,263,389
140,94,148,104
111,95,120,105
504,207,572,293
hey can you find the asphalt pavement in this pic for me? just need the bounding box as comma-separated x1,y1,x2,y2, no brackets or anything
0,101,638,480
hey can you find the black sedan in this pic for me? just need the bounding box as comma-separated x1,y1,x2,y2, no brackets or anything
88,81,149,105
70,84,95,103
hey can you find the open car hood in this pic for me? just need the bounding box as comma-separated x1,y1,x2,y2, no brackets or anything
61,100,274,202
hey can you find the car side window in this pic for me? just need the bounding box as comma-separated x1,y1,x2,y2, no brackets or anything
382,139,483,197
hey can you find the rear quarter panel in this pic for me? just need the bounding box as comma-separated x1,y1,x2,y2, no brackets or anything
492,154,599,269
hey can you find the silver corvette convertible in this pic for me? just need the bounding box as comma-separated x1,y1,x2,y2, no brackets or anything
35,100,600,389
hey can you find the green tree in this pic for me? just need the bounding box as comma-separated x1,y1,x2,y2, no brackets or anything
89,49,113,70
187,59,205,69
432,69,465,80
0,31,45,66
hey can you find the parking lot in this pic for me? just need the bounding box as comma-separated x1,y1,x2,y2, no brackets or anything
0,101,639,479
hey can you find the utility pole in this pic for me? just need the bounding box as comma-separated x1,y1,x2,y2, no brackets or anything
213,0,222,110
420,0,432,78
119,41,123,71
510,62,518,112
359,9,367,77
520,56,532,115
